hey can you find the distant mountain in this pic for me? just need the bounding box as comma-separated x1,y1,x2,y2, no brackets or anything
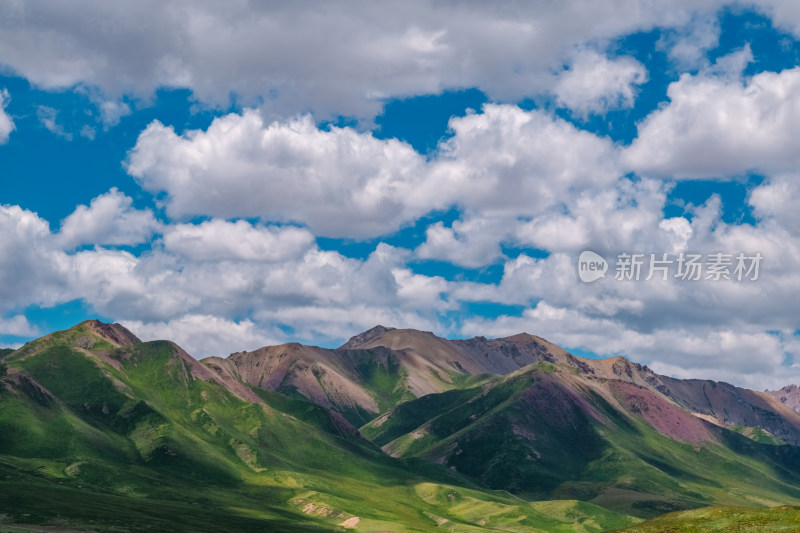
340,326,585,375
765,384,800,414
203,326,597,426
207,325,800,449
203,342,414,427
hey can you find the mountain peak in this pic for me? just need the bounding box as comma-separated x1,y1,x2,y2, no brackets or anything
79,320,141,348
338,325,397,349
501,332,538,342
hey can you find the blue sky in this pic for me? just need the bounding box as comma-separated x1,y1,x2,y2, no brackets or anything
2,2,800,388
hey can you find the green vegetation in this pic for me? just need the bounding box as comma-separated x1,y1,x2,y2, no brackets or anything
616,505,800,532
729,425,787,445
349,349,413,412
361,387,483,445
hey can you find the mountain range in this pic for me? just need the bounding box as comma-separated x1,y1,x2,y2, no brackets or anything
2,320,800,531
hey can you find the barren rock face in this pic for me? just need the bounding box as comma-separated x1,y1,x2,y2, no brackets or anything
339,325,397,350
766,384,800,413
86,320,141,347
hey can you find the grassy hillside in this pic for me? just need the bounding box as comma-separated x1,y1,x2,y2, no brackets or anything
615,505,800,532
364,363,800,518
0,321,640,532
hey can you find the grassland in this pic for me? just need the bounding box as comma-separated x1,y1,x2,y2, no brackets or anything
614,505,800,532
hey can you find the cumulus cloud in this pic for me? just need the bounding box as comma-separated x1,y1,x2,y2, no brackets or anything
428,105,621,216
0,205,67,312
162,220,314,262
0,89,14,143
749,175,800,233
412,176,668,270
0,315,39,338
514,178,671,254
97,99,131,128
554,49,648,116
457,192,800,333
1,197,449,347
656,15,721,70
416,216,508,268
121,315,280,358
50,192,784,385
127,111,429,238
58,188,160,249
625,53,800,178
436,170,800,391
127,104,622,240
754,0,800,38
0,1,729,118
61,233,451,341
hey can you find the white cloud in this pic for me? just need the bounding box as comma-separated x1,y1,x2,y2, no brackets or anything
625,55,800,178
656,15,721,71
121,315,279,358
97,99,131,128
436,174,800,391
0,205,67,312
0,89,14,144
73,86,133,130
514,178,671,254
58,188,159,249
554,49,648,116
80,124,96,140
749,175,800,233
416,216,507,268
36,105,72,140
753,0,800,38
0,1,729,118
427,105,621,217
162,219,314,262
0,315,39,338
59,230,451,336
127,111,429,238
127,104,622,240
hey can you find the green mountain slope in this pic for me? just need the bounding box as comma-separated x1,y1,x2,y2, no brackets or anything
615,505,800,532
0,321,639,532
363,362,800,518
